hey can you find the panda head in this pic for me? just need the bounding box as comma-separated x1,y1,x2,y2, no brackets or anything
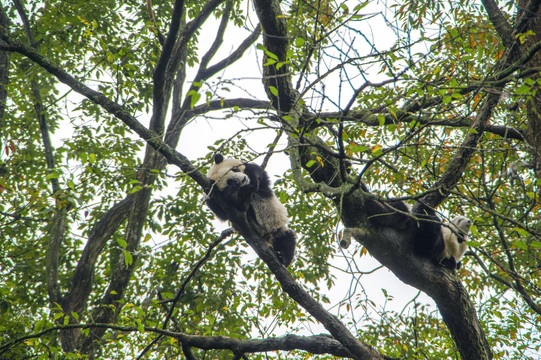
207,153,250,191
451,216,472,235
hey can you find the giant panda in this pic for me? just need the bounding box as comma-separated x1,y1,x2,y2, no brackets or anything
206,153,297,267
438,216,472,270
413,203,472,270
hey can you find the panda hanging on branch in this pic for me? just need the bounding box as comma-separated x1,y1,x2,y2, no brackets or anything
205,153,297,267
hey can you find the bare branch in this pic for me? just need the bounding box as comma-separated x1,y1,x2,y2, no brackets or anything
168,25,262,136
0,324,357,359
198,26,261,81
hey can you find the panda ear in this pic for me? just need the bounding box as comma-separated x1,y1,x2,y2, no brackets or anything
214,153,224,164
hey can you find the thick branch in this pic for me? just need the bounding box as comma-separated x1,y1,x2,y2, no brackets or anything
80,187,152,357
253,0,295,113
183,98,271,119
420,92,500,208
152,0,186,134
63,195,134,313
226,210,386,360
0,5,9,146
1,324,355,359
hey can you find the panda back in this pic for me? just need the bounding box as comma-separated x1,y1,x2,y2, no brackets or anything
251,192,289,233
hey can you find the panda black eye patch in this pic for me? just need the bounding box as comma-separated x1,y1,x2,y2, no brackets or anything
231,168,241,172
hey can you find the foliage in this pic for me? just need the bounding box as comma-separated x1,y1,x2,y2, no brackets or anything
0,0,540,359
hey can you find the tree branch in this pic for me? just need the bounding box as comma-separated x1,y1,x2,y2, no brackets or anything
0,324,357,359
13,0,70,316
137,228,233,359
63,195,134,314
199,26,261,81
152,0,186,134
314,111,527,142
225,208,387,360
167,24,262,139
0,30,210,189
481,0,513,47
253,0,295,113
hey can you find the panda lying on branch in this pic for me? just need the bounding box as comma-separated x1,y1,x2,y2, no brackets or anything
346,198,472,271
413,204,472,270
206,153,297,267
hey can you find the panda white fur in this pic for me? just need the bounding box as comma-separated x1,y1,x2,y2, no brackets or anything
438,216,472,270
206,153,297,267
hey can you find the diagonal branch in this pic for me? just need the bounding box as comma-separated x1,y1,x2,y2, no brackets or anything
0,31,209,189
172,26,261,125
198,26,261,81
225,209,388,360
166,27,263,146
198,0,233,75
137,228,233,359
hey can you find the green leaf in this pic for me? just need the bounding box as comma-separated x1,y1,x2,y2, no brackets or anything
188,90,201,109
117,238,128,249
123,251,133,266
512,240,528,250
268,86,279,96
516,85,531,95
135,319,144,332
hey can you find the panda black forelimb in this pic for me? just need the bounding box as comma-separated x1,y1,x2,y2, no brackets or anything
411,202,445,259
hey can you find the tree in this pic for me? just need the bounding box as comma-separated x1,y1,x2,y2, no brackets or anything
0,0,540,359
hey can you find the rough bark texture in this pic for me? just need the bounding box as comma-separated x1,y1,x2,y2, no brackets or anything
0,4,9,129
518,0,541,180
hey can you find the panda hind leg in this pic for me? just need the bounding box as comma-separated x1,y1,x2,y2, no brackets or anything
272,228,297,267
440,257,458,270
